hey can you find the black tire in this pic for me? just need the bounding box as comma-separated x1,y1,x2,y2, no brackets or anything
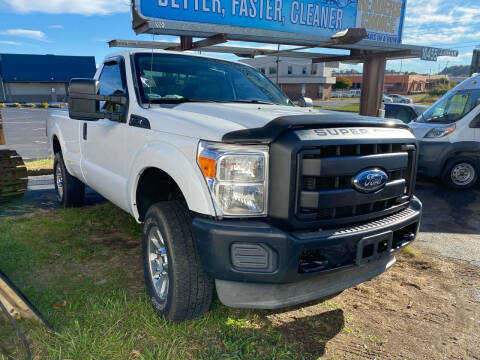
53,152,85,207
441,156,479,190
142,201,214,321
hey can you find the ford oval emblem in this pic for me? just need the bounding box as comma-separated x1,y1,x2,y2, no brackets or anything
352,169,388,193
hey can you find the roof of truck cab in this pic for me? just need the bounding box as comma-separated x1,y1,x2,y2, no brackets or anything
103,49,255,68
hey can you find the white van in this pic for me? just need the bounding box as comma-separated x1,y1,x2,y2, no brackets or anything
409,74,480,189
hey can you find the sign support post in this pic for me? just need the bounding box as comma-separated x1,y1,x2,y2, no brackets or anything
360,55,387,117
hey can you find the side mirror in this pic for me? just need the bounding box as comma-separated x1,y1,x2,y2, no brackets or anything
68,78,127,121
69,79,100,121
298,97,313,108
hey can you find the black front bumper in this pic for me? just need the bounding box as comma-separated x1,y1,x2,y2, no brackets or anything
192,197,422,284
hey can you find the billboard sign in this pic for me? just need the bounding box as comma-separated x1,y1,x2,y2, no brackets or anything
136,0,407,44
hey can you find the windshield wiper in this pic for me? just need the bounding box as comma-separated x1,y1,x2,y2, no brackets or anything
148,97,219,104
147,97,280,105
226,99,278,105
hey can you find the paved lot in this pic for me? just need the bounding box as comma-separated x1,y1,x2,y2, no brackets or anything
1,108,51,160
0,175,103,218
415,176,480,267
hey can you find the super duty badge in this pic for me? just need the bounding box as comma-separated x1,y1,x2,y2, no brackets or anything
295,127,414,140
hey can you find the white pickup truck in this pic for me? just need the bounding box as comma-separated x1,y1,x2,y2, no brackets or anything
47,50,422,321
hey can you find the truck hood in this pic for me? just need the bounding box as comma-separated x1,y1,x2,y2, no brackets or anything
145,103,321,141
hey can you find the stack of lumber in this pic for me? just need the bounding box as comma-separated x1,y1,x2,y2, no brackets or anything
0,111,28,202
0,150,28,201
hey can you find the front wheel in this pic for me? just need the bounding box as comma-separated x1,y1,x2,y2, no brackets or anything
441,157,479,190
142,201,214,321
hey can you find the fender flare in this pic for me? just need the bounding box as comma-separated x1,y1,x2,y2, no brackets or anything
127,141,216,221
439,141,480,170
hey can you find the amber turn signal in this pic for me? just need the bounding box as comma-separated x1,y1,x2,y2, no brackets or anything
198,156,216,178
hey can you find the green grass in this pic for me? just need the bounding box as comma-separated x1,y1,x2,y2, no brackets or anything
0,204,310,360
24,158,53,171
409,94,440,106
316,104,360,113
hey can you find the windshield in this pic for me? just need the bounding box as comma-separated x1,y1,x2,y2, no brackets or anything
134,53,291,106
421,89,480,123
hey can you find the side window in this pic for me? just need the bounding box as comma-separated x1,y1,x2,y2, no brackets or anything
464,89,480,114
385,105,397,118
98,61,126,113
396,107,412,123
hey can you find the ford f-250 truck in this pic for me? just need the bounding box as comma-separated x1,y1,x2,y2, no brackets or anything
47,50,422,321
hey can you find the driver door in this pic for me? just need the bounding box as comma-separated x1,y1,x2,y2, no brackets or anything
80,57,130,210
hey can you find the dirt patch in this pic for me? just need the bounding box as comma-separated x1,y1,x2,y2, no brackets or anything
90,232,141,251
264,248,480,360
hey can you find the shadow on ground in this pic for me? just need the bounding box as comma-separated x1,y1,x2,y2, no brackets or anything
268,307,344,356
0,175,104,218
415,175,480,235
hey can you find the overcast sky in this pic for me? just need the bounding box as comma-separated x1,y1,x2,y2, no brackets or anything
0,0,478,74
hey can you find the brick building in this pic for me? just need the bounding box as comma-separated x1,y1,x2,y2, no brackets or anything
339,73,450,95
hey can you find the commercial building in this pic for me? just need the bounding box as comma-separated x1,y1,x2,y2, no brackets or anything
0,54,96,103
240,56,337,100
338,73,450,95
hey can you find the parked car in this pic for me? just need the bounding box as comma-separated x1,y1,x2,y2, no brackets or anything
388,94,413,104
47,50,422,321
348,89,361,97
385,103,428,123
410,73,480,189
383,94,393,103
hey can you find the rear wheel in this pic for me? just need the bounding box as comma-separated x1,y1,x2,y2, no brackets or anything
441,157,479,190
142,201,214,321
53,152,85,207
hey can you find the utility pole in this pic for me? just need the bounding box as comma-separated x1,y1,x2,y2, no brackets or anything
276,44,280,85
444,61,449,87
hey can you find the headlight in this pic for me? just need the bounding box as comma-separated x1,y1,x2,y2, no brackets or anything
424,124,456,138
197,141,268,217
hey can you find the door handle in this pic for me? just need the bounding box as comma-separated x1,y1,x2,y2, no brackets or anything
83,123,87,140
